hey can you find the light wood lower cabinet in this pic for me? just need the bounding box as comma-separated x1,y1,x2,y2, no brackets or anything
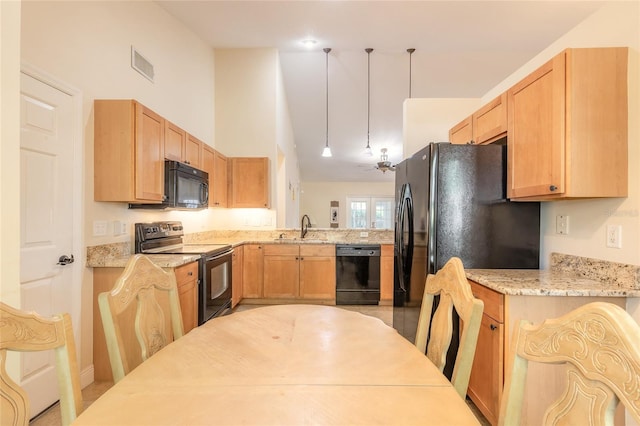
467,279,629,426
92,261,198,381
231,246,243,307
380,244,394,303
262,244,336,301
242,244,264,298
175,262,199,334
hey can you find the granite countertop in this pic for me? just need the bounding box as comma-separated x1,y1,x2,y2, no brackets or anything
466,253,640,298
88,253,201,268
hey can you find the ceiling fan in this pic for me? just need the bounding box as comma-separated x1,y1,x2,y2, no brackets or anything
376,148,396,173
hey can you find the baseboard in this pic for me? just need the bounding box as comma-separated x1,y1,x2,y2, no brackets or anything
80,365,95,389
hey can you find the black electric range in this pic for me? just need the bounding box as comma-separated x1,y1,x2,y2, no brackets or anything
135,221,233,324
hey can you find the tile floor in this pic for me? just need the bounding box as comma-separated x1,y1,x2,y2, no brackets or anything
30,303,489,426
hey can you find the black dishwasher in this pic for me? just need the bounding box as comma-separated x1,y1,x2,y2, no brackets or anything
335,244,381,305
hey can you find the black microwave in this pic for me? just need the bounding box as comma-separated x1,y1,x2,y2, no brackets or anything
129,160,209,210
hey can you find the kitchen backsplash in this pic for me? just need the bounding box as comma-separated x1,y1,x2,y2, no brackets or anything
183,229,394,244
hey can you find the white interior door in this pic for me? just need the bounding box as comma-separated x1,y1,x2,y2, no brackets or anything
19,71,77,418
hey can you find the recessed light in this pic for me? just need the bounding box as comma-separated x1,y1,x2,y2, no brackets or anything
301,39,317,48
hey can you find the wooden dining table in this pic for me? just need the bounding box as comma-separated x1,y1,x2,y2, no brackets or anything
74,304,480,425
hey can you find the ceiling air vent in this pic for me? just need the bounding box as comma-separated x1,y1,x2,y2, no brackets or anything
131,46,154,82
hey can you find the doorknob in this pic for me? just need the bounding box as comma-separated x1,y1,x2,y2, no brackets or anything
57,254,75,265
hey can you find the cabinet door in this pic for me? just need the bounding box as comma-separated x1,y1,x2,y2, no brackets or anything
212,150,228,207
473,93,507,144
507,53,566,199
299,256,335,299
229,157,269,208
263,244,299,298
467,314,504,426
449,116,473,145
185,134,203,168
201,145,216,207
379,245,394,303
231,246,243,307
164,120,185,162
242,245,263,298
175,262,198,333
135,103,165,201
263,255,299,298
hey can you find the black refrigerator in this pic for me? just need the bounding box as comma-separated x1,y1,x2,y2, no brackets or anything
393,142,540,377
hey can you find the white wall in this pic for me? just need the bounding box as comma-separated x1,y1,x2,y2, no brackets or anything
301,181,395,228
481,1,640,270
20,0,218,372
0,0,22,383
403,98,480,158
214,47,300,229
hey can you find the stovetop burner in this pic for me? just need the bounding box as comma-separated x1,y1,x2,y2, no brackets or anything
135,221,231,257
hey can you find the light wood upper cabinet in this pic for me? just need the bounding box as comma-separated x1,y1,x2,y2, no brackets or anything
165,120,202,168
164,120,186,162
449,93,507,145
449,116,473,145
185,134,203,168
202,145,228,208
95,99,165,203
508,47,628,200
228,157,270,208
473,93,507,144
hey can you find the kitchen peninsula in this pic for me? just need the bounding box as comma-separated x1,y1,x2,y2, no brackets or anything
464,253,640,425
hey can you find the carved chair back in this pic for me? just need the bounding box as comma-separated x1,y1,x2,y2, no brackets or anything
499,302,640,426
415,256,484,398
0,302,83,426
98,254,184,383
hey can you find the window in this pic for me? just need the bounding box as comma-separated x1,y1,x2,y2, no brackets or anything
346,197,394,229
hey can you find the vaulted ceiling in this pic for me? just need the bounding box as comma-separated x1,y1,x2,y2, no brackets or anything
157,1,605,182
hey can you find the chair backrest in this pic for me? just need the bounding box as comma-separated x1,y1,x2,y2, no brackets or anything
499,302,640,426
98,254,184,383
414,257,484,398
0,302,83,426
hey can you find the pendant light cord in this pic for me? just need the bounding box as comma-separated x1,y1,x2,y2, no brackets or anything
324,48,331,151
407,48,415,98
366,48,373,151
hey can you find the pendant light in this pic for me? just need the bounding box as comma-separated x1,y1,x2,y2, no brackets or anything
364,48,374,157
321,47,332,158
407,48,415,98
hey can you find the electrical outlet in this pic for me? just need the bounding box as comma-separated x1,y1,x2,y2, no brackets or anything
93,220,108,237
606,225,622,248
555,215,569,235
113,220,127,236
360,231,369,238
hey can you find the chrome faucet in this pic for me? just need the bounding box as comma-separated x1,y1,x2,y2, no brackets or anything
301,214,311,239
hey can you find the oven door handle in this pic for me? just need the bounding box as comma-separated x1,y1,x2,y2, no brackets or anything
206,249,233,261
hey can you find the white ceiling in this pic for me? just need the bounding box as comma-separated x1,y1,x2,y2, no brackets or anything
156,1,605,182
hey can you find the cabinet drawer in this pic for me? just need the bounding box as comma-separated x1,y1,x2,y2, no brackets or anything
175,262,198,286
469,280,504,323
263,244,299,256
300,245,334,257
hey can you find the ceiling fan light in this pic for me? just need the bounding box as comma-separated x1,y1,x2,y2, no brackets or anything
322,146,332,157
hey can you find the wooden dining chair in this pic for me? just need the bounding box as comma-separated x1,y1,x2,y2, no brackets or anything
0,302,83,426
98,254,184,383
498,302,640,426
415,256,484,399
